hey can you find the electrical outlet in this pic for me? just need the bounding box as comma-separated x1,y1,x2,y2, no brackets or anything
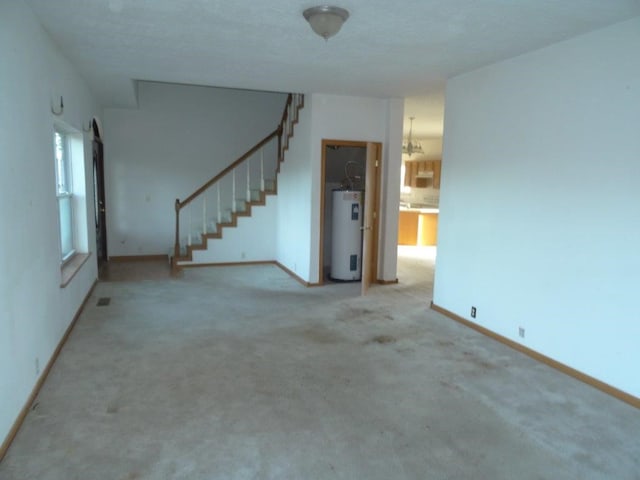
519,327,525,338
470,306,477,318
35,357,40,375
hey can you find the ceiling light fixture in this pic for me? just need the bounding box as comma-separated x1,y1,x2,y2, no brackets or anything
303,5,350,41
402,117,423,157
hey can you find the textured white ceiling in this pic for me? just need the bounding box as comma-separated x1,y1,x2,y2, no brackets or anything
26,0,640,135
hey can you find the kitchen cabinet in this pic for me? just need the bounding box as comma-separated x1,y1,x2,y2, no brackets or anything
398,210,438,246
417,213,438,246
398,211,419,245
403,160,441,189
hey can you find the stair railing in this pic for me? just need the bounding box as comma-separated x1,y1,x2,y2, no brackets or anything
173,93,303,263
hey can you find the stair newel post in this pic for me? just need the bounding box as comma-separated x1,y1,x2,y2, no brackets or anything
202,196,207,235
187,204,192,246
246,158,251,202
216,183,221,224
174,199,181,260
260,148,265,191
232,169,236,213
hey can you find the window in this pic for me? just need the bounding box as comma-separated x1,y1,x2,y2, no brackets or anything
53,121,91,286
54,129,75,261
53,123,88,267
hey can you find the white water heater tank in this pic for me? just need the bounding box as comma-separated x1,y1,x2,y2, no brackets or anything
330,189,363,281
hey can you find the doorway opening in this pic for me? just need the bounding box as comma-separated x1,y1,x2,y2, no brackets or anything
399,95,445,288
319,140,382,293
92,119,108,270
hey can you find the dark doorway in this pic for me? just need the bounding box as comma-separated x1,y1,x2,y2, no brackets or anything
92,120,108,268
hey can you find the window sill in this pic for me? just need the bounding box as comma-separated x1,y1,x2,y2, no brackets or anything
60,253,92,288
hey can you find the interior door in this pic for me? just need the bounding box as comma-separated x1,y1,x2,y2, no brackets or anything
361,142,379,295
92,129,108,266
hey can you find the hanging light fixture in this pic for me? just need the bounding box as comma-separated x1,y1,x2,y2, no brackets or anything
402,116,423,157
303,6,350,41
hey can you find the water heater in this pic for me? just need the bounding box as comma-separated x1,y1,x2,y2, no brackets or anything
330,189,363,281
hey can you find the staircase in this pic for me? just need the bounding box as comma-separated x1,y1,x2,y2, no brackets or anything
171,93,304,271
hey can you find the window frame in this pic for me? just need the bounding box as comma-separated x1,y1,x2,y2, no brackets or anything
54,127,76,264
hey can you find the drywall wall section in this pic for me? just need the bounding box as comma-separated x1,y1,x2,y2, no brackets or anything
380,99,404,282
0,1,100,449
308,94,403,283
434,18,640,397
276,96,314,281
103,83,286,257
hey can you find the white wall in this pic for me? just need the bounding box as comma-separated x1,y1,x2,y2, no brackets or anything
380,98,404,281
276,96,314,280
103,82,286,256
0,1,100,448
434,18,640,397
276,94,403,283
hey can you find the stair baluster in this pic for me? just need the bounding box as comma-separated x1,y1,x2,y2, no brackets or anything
217,184,221,224
172,93,304,270
260,149,265,191
187,205,192,246
232,169,236,213
246,158,251,202
202,197,207,235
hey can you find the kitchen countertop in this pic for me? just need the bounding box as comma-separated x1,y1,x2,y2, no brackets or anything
399,205,439,214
